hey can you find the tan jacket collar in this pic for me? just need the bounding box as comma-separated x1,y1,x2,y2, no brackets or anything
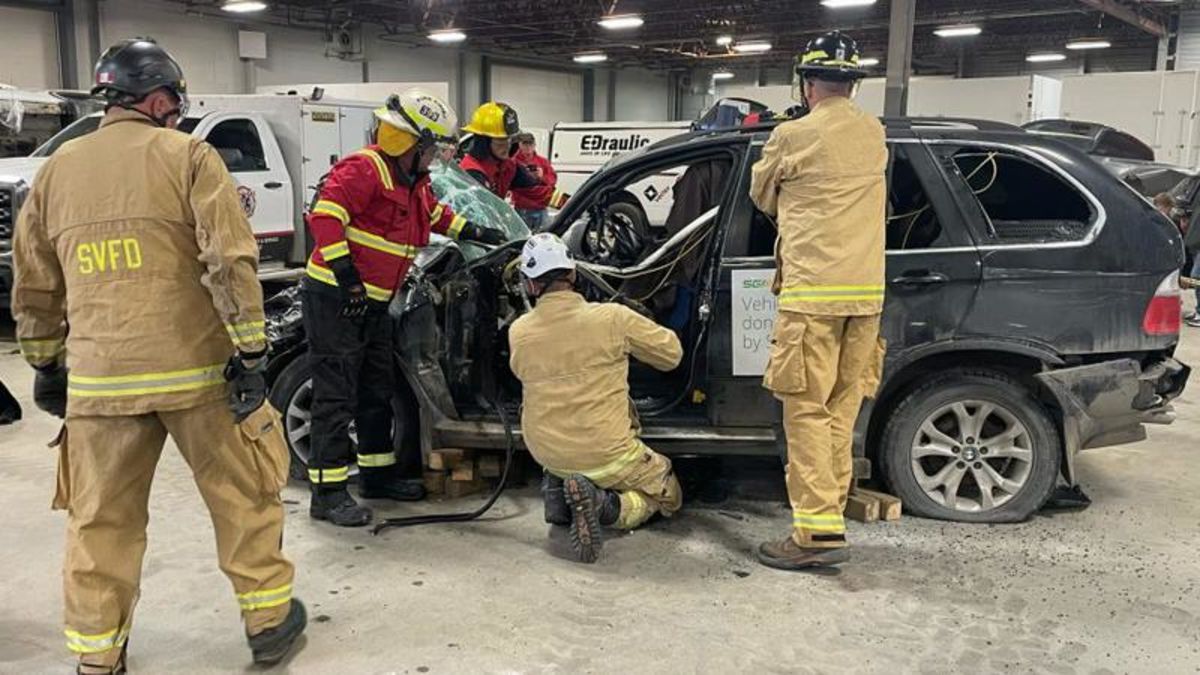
99,107,159,129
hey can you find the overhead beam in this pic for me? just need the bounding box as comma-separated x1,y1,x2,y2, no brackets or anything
1077,0,1166,38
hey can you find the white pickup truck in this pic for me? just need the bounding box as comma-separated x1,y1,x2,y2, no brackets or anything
0,93,380,306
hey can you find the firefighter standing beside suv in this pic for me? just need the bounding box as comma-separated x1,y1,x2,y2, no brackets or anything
750,31,888,572
303,90,506,528
12,38,305,671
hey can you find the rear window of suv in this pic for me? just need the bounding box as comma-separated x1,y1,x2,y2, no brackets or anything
940,145,1095,245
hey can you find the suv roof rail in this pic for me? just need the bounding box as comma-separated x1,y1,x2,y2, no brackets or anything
884,117,1024,132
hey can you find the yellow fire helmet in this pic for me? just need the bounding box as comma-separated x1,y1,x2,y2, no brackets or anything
462,101,521,139
374,88,458,156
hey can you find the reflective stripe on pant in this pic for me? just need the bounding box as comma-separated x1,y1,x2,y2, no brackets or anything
766,311,883,549
546,441,682,530
301,285,396,487
60,398,295,667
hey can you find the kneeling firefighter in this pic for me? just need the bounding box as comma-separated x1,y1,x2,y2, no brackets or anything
304,90,506,527
460,102,569,213
508,234,684,563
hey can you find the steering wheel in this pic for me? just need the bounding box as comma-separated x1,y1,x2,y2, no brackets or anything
580,200,648,268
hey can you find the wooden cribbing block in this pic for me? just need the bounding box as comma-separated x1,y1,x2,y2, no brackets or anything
844,492,880,523
477,455,502,478
445,478,487,499
428,449,467,471
451,461,476,482
423,470,446,496
854,488,902,521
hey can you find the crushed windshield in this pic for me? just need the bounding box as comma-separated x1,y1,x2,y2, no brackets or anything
428,159,529,261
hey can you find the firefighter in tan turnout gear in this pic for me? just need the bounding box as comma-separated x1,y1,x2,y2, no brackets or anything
749,31,888,571
509,234,684,563
11,39,305,672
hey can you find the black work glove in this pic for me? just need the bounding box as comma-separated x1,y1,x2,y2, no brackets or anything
33,363,67,418
460,222,507,246
328,257,369,318
224,352,268,423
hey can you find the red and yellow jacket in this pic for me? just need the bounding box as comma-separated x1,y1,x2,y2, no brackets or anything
307,145,468,301
460,153,569,210
511,152,561,210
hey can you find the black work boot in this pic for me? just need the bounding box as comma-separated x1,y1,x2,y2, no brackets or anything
76,645,126,675
310,488,373,527
563,475,621,563
756,536,850,571
359,471,426,501
248,598,308,665
542,472,570,526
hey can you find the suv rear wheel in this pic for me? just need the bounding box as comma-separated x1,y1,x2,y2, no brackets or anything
879,369,1060,523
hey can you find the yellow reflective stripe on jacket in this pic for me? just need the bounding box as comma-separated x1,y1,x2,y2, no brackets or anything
546,441,644,483
308,466,350,484
549,188,568,209
357,451,397,468
313,200,350,225
19,337,65,363
447,215,467,239
320,241,351,261
345,226,417,259
430,203,446,223
793,512,846,533
225,320,266,347
779,284,885,304
237,583,292,612
356,149,395,191
64,626,130,654
305,261,394,302
68,364,226,398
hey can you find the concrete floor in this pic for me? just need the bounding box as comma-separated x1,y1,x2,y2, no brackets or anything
2,317,1199,675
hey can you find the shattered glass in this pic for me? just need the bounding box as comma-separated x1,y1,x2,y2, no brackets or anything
428,159,529,261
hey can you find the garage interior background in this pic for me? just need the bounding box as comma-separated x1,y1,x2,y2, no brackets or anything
2,1,1198,131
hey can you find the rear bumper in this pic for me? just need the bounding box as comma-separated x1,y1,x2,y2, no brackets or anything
1036,356,1190,482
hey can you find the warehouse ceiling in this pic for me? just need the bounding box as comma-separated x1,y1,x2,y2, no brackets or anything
173,0,1177,73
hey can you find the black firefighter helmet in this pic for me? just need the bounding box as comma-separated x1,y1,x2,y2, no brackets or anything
92,37,188,107
795,31,868,83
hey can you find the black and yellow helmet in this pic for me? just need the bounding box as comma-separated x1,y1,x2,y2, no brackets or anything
796,31,867,82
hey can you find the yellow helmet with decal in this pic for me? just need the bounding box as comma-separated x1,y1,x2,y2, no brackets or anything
462,101,521,139
374,88,458,156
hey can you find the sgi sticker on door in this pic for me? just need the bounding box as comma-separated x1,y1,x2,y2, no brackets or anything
731,269,778,376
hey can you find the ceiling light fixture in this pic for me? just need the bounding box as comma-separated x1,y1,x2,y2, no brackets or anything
598,14,644,30
821,0,877,7
1026,52,1067,63
221,0,268,12
858,57,880,67
712,71,735,80
1066,38,1112,50
732,41,772,54
934,25,982,38
573,53,608,64
716,35,733,46
428,29,467,44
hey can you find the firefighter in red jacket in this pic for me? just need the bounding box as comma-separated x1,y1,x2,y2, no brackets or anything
460,102,569,222
305,90,505,527
512,131,561,229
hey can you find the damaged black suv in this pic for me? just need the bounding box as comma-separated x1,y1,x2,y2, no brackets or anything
265,117,1189,524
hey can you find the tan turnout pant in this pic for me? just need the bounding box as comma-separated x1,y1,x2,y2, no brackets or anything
56,400,295,667
548,441,683,529
765,312,885,549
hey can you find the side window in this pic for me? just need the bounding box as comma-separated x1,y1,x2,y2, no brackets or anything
887,145,950,250
944,146,1094,245
1093,130,1155,162
205,119,268,173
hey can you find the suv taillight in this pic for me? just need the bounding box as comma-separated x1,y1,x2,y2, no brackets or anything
1143,271,1182,336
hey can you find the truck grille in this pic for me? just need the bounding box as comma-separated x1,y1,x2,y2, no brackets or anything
0,186,12,244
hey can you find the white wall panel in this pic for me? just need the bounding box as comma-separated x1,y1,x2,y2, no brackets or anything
248,24,360,90
491,64,583,128
615,68,670,121
0,7,60,89
99,0,244,94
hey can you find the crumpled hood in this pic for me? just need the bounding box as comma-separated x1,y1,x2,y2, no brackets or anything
0,156,49,186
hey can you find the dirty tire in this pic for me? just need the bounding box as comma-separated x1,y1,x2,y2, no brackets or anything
879,369,1060,523
267,355,410,483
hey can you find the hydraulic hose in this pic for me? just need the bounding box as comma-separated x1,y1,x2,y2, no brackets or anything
373,398,517,534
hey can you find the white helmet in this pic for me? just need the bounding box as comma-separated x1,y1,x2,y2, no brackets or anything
374,88,458,146
520,233,576,280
